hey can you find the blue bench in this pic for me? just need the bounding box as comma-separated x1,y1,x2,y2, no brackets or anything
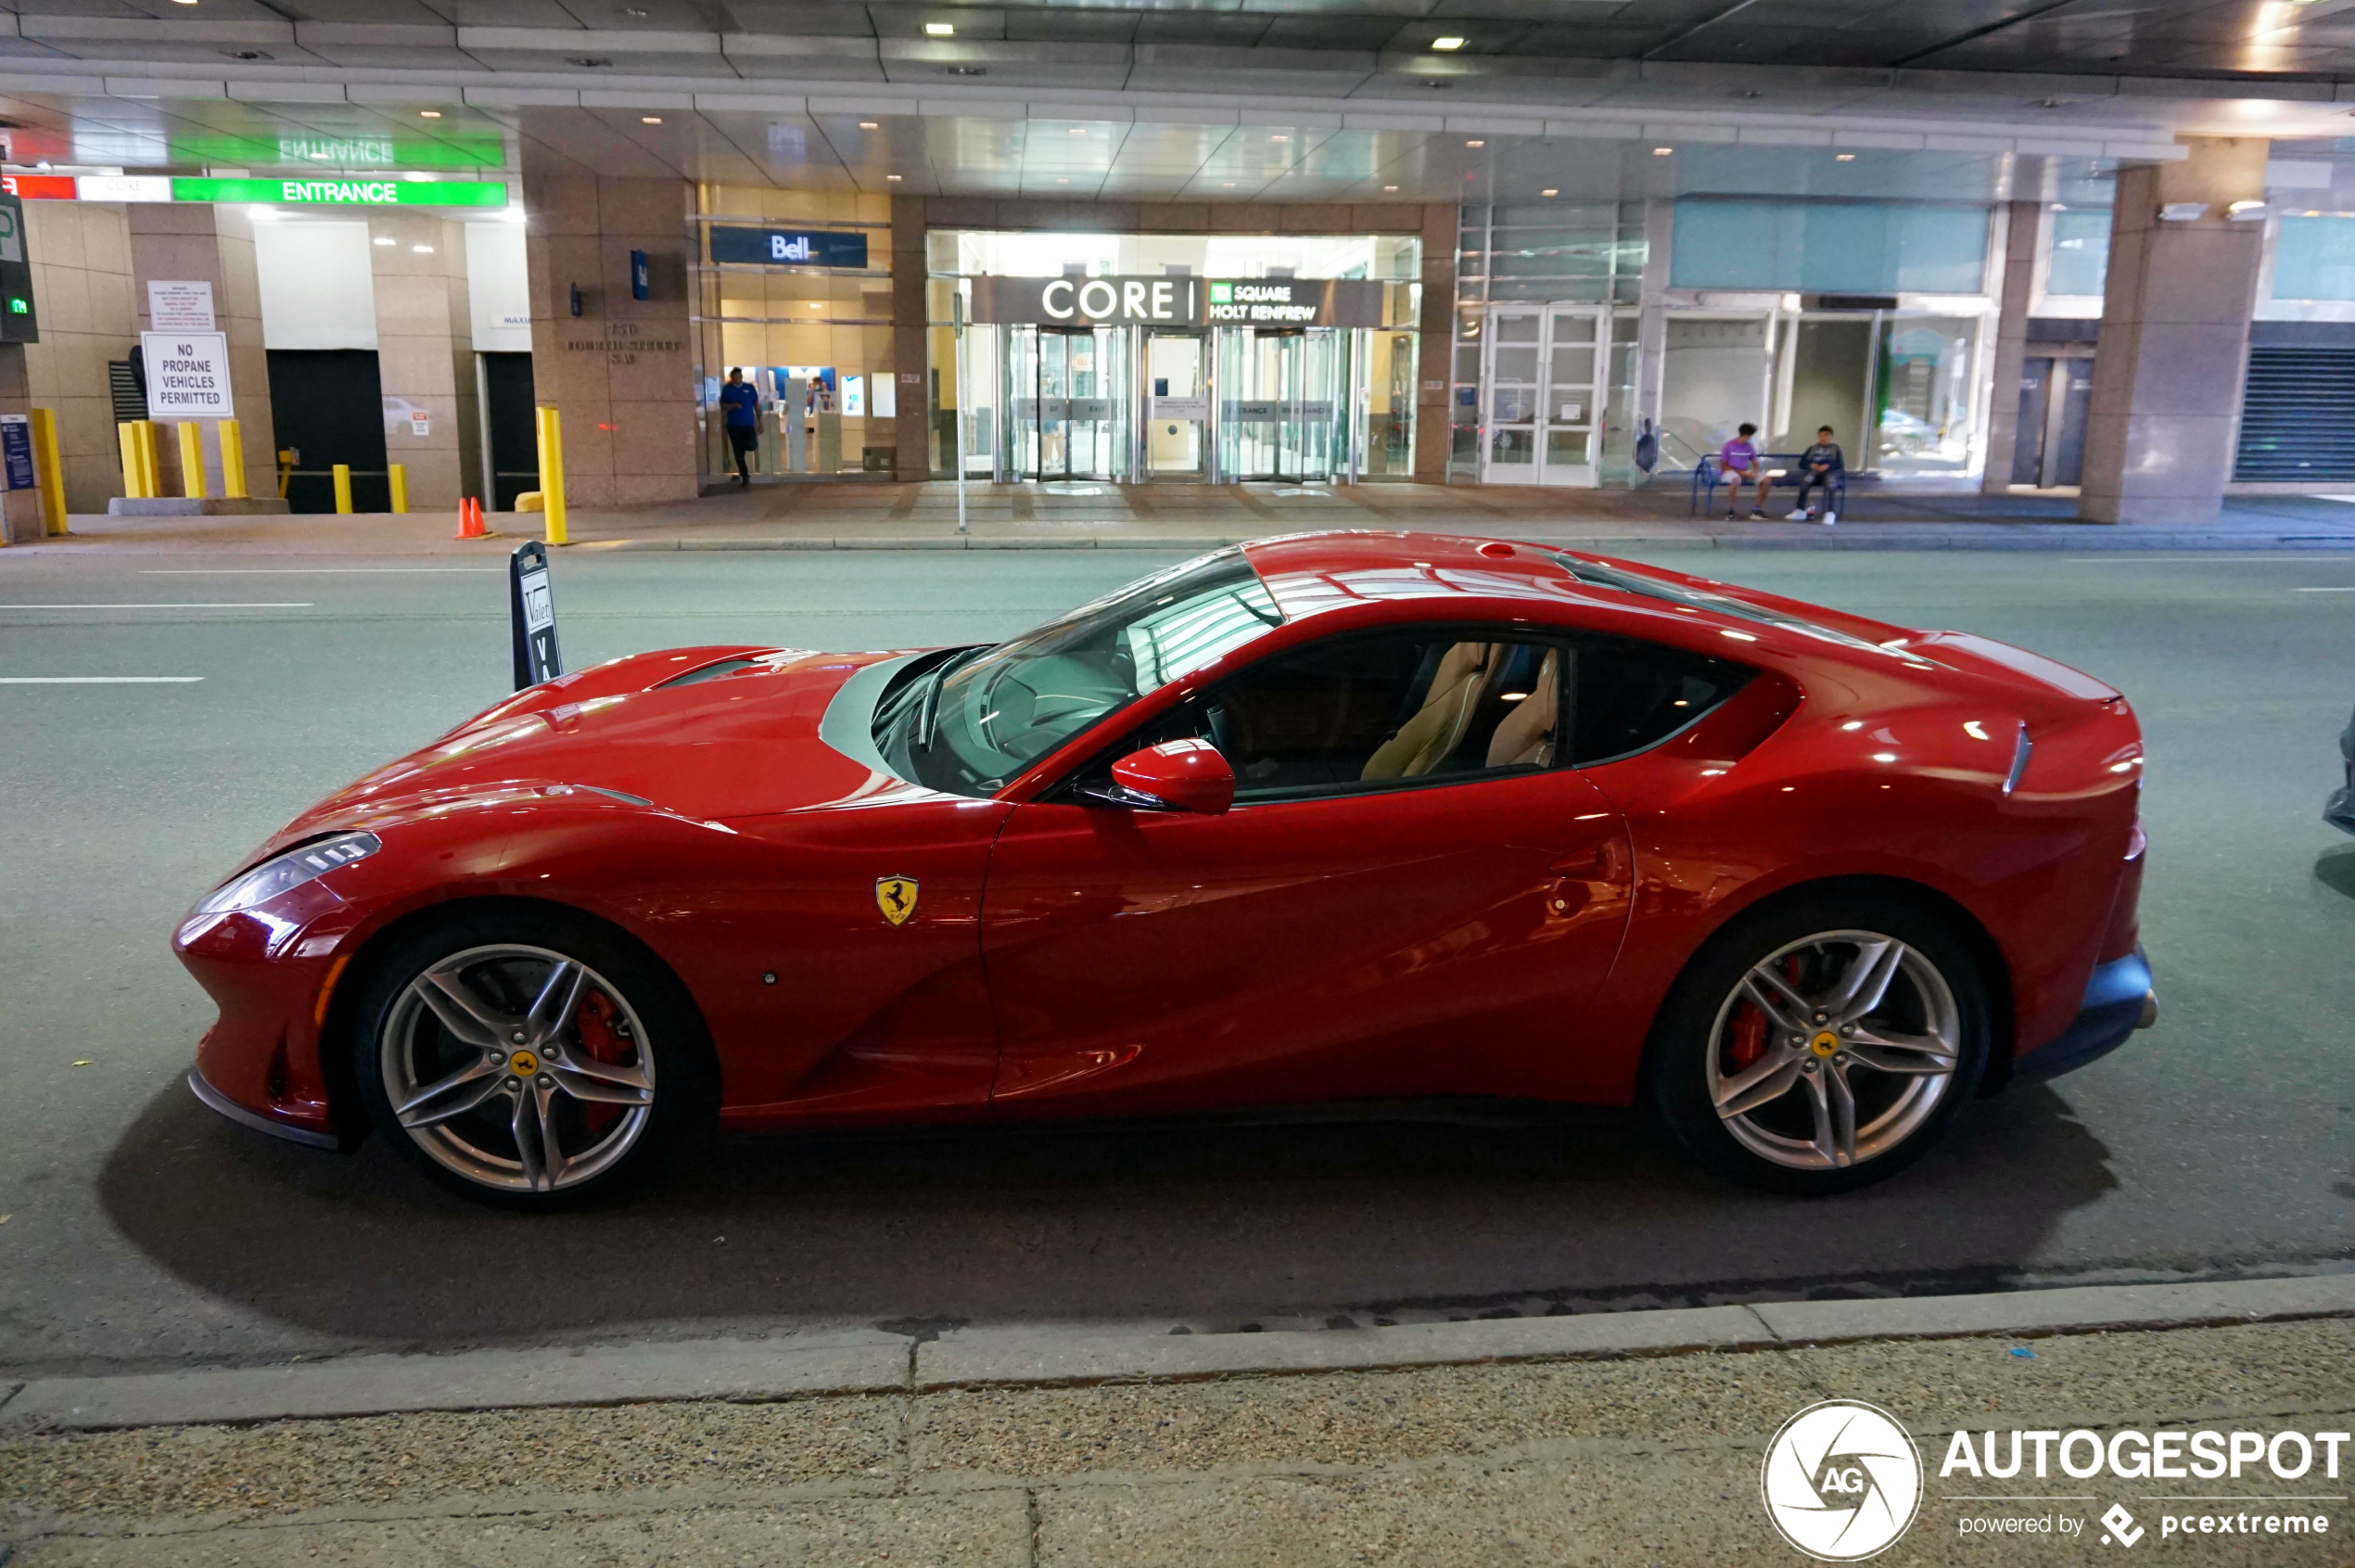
1689,453,1848,518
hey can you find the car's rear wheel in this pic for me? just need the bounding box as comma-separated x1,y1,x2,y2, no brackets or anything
350,909,715,1207
1650,895,1990,1194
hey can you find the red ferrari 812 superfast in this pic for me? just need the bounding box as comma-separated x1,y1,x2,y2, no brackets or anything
175,533,2153,1206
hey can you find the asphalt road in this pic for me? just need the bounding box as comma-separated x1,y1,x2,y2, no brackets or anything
2,545,2351,1376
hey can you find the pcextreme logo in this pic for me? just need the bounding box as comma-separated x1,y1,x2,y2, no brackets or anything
1763,1400,1926,1561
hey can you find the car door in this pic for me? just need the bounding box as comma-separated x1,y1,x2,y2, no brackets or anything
978,626,1635,1115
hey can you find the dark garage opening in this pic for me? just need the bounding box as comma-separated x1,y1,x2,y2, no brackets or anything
479,351,538,513
267,349,390,513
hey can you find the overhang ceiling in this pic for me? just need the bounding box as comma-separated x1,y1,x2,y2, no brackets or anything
0,0,2349,202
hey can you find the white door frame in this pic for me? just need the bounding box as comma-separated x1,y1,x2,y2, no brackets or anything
1479,301,1612,487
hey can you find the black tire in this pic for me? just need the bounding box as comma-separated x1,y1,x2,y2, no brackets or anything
1648,892,1991,1195
348,905,718,1209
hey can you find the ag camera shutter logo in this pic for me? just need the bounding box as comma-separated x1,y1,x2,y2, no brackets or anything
1762,1400,1924,1561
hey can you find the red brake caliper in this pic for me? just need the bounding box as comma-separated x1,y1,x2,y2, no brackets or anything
1725,953,1803,1075
572,990,630,1135
1726,1000,1767,1072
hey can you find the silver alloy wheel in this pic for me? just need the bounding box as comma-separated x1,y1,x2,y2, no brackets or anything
378,943,656,1193
1705,928,1961,1172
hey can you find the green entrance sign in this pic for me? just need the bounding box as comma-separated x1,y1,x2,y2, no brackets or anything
169,177,508,208
172,132,505,170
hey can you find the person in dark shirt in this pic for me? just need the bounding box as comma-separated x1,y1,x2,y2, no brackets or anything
1785,426,1844,524
718,368,762,487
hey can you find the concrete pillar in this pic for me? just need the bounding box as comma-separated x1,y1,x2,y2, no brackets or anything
126,203,275,501
22,200,137,516
891,194,930,482
1981,200,2042,494
2078,137,2269,525
1413,202,1457,484
522,172,697,508
369,213,477,512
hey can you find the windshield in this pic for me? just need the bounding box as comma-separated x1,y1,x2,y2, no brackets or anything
876,548,1284,797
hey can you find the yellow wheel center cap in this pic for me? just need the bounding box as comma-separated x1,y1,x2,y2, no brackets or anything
508,1049,541,1077
1810,1032,1839,1058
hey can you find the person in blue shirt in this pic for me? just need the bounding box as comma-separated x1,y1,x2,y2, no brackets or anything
1784,426,1844,524
718,368,762,487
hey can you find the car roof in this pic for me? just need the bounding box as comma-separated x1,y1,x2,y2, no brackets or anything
1240,530,1586,622
1237,529,1929,669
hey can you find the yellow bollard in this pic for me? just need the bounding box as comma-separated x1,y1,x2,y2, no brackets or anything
177,421,207,500
218,418,247,500
387,463,408,515
31,408,65,535
276,448,295,499
135,421,162,501
331,463,352,514
534,404,567,546
118,422,145,499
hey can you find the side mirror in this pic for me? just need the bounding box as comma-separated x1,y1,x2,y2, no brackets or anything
1106,738,1235,815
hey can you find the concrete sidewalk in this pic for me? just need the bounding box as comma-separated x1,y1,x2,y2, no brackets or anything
6,1277,2351,1565
9,480,2355,558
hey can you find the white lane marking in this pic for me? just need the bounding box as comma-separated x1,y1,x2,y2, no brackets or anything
2062,555,2355,563
0,676,205,683
0,602,312,609
2294,586,2355,592
140,568,503,574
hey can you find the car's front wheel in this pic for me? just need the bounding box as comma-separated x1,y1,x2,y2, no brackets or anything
350,909,715,1207
1650,896,1991,1194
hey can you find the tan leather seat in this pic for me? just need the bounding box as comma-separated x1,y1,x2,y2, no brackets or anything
1484,648,1559,769
1363,641,1498,780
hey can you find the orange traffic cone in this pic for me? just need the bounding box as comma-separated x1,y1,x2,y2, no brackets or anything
454,495,487,540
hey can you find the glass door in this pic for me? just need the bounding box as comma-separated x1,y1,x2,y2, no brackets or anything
1010,325,1127,481
1280,327,1345,482
1480,307,1540,483
1482,304,1609,486
1217,327,1347,482
1006,325,1044,478
1143,330,1209,480
1359,328,1418,479
1540,305,1608,486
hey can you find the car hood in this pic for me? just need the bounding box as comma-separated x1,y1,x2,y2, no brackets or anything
278,645,918,840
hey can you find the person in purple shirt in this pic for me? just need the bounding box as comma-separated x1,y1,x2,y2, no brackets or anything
1719,423,1770,519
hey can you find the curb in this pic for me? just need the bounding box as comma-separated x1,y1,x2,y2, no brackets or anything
4,1274,2349,1434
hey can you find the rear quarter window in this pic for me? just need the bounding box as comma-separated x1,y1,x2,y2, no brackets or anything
1572,635,1753,765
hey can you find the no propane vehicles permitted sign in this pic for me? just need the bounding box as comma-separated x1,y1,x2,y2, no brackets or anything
139,330,233,420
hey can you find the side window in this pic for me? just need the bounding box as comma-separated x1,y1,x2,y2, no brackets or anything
1112,631,1568,802
1570,635,1752,765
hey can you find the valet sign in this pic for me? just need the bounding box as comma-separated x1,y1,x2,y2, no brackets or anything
139,330,233,419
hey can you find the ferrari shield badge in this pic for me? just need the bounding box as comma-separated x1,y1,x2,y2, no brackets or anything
875,875,919,927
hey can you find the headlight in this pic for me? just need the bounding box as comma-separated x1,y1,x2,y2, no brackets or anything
196,832,381,914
